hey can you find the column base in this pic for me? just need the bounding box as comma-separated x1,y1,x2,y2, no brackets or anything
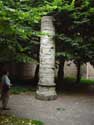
36,86,57,100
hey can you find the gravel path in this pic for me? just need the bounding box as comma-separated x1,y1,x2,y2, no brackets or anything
0,92,94,125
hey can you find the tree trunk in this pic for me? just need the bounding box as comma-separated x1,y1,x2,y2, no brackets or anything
34,64,39,86
76,62,81,84
57,59,65,89
36,16,57,100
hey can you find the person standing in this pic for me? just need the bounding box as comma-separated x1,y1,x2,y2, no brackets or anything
1,70,11,110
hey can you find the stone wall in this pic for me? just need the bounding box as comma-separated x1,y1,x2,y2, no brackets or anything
0,63,37,80
64,61,77,78
64,61,94,80
86,63,94,79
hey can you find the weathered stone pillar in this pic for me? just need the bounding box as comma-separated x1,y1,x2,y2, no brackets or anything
36,16,57,100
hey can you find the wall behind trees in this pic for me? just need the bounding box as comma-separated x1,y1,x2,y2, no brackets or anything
64,61,94,80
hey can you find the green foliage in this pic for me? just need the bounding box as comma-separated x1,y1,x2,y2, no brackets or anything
0,0,59,62
81,78,94,85
10,86,35,94
15,53,37,63
64,77,94,85
0,0,94,65
0,115,44,125
54,0,94,67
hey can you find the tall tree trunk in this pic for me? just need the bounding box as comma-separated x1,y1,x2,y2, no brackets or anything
57,58,65,89
34,64,39,86
36,16,57,100
76,62,81,84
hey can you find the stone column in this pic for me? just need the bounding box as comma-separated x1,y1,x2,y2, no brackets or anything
36,16,57,100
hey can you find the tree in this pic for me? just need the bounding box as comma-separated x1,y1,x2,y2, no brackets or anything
0,0,94,88
53,0,94,84
0,0,63,62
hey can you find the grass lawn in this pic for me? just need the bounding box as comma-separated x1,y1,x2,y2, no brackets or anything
0,115,44,125
80,78,94,84
63,77,94,85
10,86,35,94
9,78,94,94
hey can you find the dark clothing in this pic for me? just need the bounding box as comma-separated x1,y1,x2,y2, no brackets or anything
2,84,9,94
1,74,11,109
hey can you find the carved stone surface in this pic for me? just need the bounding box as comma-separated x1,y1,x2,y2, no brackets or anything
36,16,57,100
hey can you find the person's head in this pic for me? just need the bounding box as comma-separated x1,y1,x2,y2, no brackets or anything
2,70,9,76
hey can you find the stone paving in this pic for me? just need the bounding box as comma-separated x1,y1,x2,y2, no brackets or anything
0,92,94,125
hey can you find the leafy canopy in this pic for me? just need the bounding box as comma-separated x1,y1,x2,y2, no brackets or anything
0,0,94,64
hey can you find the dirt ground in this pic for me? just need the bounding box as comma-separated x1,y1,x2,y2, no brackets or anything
0,89,94,125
